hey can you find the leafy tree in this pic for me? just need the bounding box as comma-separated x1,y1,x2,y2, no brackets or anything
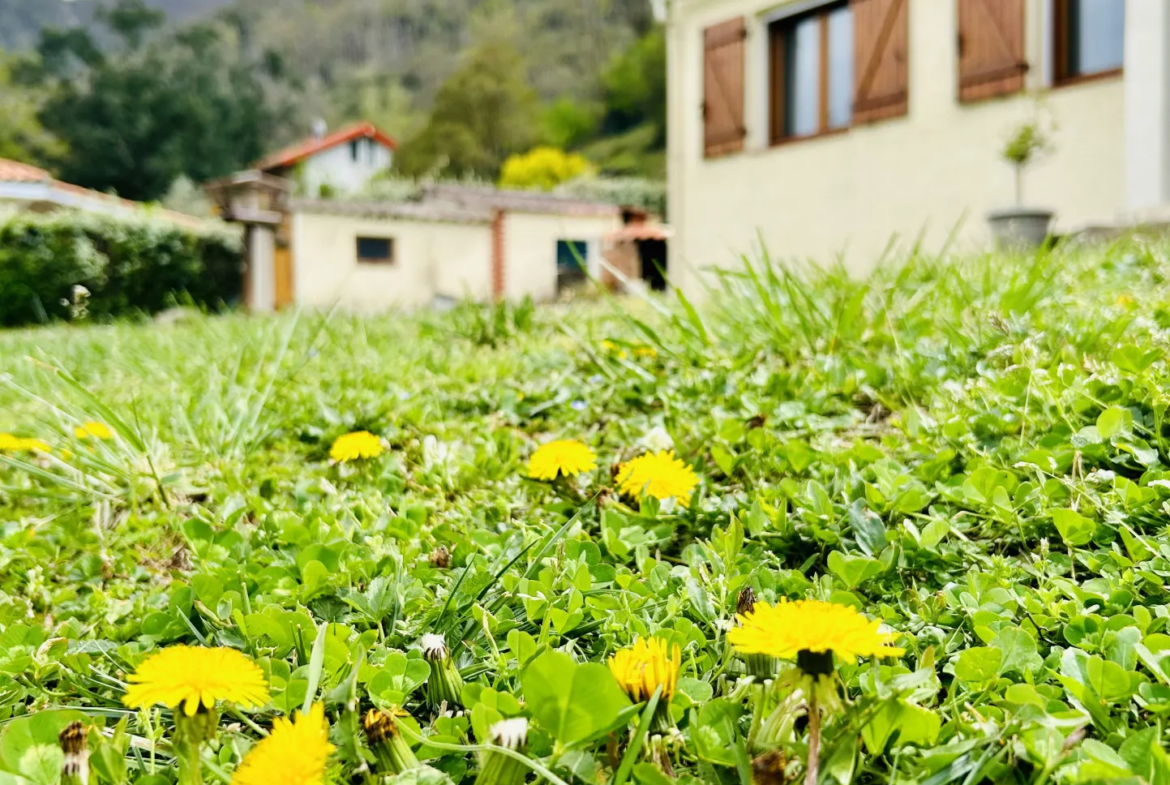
499,147,591,191
600,27,666,143
0,50,61,165
30,0,280,201
394,40,538,179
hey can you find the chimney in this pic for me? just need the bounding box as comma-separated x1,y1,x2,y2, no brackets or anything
311,118,328,140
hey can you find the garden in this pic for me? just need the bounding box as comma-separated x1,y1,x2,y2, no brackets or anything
0,239,1167,785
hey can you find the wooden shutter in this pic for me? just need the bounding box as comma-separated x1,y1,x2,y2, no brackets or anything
703,18,747,158
853,0,909,124
958,0,1027,102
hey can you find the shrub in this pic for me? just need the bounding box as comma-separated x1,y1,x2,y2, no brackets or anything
0,209,243,327
498,147,592,191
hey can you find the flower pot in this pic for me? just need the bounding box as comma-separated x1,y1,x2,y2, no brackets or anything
987,207,1054,249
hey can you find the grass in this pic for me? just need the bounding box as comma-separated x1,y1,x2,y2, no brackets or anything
0,237,1169,785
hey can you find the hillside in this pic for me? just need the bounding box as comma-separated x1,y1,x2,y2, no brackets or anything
0,0,234,50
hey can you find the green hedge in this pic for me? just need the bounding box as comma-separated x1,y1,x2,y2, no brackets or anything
0,209,244,327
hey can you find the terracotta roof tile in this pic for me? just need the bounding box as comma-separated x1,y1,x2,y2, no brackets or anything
0,158,51,183
255,122,397,172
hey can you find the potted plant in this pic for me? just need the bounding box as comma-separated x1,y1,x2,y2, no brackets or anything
987,112,1055,248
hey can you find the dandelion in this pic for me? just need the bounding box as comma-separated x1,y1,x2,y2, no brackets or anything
728,599,904,667
735,588,776,680
58,722,89,785
608,637,680,730
123,645,270,716
0,434,50,454
526,439,597,481
75,422,113,440
329,431,384,463
475,718,529,785
729,599,903,785
232,703,334,785
421,633,464,709
616,451,699,507
363,708,419,775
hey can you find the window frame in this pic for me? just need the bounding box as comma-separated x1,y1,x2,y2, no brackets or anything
768,1,852,146
1052,0,1124,87
356,236,395,265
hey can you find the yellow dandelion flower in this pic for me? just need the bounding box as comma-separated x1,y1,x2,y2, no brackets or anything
728,599,904,670
232,703,334,785
330,431,384,463
634,345,658,359
527,439,597,480
1117,294,1136,308
123,646,270,716
75,421,113,440
0,434,50,453
616,451,699,507
608,637,681,703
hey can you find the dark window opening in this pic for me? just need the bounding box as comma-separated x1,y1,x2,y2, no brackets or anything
769,3,852,143
357,236,394,264
556,240,588,291
350,140,360,161
638,240,668,292
1055,0,1124,83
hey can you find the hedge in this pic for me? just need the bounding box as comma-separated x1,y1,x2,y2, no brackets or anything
0,209,244,327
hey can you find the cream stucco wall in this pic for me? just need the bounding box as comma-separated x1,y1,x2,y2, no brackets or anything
292,211,493,311
503,213,621,301
667,0,1127,294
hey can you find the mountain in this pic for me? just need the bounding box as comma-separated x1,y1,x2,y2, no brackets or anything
0,0,233,50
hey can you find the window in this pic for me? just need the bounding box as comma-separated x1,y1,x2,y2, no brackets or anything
1055,0,1124,83
556,240,588,290
356,237,394,265
769,4,853,143
350,140,360,162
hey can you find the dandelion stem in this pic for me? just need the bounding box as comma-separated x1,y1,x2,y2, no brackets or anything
805,690,820,785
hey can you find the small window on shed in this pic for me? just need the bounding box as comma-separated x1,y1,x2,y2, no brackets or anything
351,140,360,161
357,237,394,265
556,240,589,290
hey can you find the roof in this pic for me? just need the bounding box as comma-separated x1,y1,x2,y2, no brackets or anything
606,224,674,243
255,122,398,172
290,198,494,226
423,184,622,218
0,157,207,230
0,159,52,183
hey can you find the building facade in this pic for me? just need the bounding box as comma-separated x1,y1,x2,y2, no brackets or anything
668,0,1168,293
209,178,624,313
256,122,396,197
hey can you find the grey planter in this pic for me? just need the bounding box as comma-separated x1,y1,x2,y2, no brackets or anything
987,208,1054,249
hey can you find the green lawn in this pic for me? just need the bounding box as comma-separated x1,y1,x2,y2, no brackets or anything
0,239,1167,785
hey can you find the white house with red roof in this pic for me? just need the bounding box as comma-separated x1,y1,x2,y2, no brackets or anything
255,121,396,197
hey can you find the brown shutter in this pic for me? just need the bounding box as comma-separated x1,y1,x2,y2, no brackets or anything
957,0,1027,102
853,0,909,124
703,17,747,158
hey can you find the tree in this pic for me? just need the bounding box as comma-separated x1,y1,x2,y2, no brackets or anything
30,0,280,201
394,40,538,179
600,27,666,143
0,50,61,165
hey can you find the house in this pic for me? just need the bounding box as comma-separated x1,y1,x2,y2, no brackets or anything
667,0,1167,291
255,121,396,197
0,158,203,228
206,174,624,312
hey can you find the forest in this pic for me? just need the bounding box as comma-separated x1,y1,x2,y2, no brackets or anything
0,0,666,205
